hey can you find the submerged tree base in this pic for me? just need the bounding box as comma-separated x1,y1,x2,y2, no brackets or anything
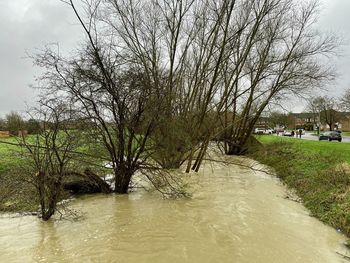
225,136,263,155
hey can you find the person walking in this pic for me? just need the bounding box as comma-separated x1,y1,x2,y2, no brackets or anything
298,129,302,138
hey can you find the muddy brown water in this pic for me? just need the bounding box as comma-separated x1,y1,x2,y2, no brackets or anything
0,158,349,262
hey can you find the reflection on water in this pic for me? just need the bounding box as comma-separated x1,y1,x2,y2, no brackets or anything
0,158,348,262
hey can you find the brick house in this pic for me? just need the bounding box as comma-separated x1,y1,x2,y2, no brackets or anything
288,112,316,130
287,111,350,131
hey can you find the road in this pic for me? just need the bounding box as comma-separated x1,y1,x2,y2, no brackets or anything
277,132,350,143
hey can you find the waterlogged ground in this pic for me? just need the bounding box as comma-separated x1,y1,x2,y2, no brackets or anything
0,157,349,262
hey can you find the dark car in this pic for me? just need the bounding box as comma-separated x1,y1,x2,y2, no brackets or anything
319,131,342,142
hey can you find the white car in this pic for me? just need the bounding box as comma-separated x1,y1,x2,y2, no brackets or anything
283,130,291,136
254,128,273,135
254,128,265,134
264,128,274,134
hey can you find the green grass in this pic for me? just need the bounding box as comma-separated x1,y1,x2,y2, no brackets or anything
0,137,27,174
250,135,350,237
0,137,38,212
257,135,350,163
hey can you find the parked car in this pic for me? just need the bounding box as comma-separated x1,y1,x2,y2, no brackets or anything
254,128,273,134
283,130,293,136
254,128,265,134
275,128,284,135
264,128,274,134
319,131,342,142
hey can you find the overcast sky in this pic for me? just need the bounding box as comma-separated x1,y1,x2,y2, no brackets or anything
0,0,350,117
0,0,82,117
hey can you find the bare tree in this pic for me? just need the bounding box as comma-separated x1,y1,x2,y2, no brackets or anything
218,0,338,154
97,0,247,169
18,99,82,220
5,111,24,136
307,96,341,131
267,111,290,129
306,96,322,127
0,117,6,130
42,0,338,184
33,39,165,194
340,88,350,112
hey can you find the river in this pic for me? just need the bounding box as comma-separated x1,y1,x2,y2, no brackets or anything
0,157,349,262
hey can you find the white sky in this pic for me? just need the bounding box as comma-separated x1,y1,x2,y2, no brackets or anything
0,0,350,117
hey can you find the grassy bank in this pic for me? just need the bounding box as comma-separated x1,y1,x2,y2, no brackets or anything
250,135,350,237
0,137,26,174
0,136,104,212
0,137,37,211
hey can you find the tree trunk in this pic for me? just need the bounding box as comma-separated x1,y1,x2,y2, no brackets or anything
37,171,46,218
114,167,133,194
42,206,55,221
193,139,209,172
226,143,246,155
185,149,194,173
225,135,262,155
37,171,62,221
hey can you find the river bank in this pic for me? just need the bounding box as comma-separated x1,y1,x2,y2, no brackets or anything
251,135,350,240
1,157,348,262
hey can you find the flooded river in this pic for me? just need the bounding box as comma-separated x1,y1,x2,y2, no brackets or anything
0,158,349,262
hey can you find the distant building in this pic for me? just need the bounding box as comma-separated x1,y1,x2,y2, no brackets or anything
255,116,270,129
283,111,350,131
288,112,316,130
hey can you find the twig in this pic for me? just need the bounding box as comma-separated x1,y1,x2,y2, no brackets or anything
201,157,275,176
336,251,350,261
